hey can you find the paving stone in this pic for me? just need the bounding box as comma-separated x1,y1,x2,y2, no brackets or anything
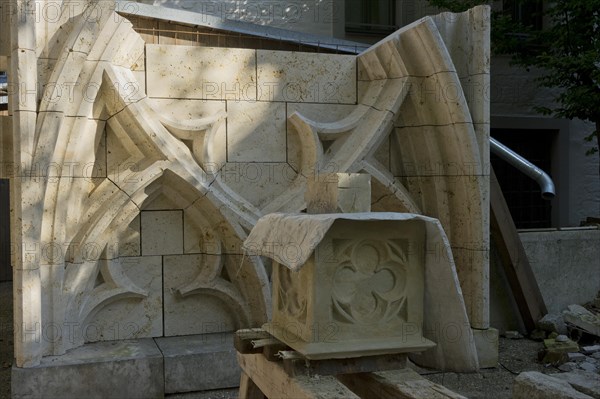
513,371,594,399
11,339,164,399
555,370,600,399
155,333,240,394
582,345,600,355
559,362,578,372
579,362,598,373
568,353,587,362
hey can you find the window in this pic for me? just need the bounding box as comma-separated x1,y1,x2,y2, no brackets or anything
345,0,397,35
491,128,555,228
503,0,543,30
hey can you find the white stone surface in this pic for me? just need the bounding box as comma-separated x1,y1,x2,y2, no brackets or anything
84,256,163,342
155,333,240,393
257,50,356,103
163,254,240,337
141,210,184,255
226,101,286,162
146,45,257,101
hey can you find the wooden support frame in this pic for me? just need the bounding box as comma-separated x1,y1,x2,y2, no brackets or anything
235,329,467,399
490,168,548,331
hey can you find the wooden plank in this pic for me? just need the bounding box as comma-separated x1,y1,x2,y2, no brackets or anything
237,353,360,399
239,371,266,399
234,328,272,354
283,353,408,377
490,168,547,331
337,368,466,399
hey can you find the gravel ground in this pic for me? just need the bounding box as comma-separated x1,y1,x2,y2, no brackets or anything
0,281,574,398
424,337,559,398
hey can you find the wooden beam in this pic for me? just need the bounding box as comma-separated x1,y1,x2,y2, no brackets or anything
237,353,360,399
490,168,547,331
283,353,407,377
337,369,466,399
239,371,266,399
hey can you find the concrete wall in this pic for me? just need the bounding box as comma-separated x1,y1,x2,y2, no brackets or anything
521,228,600,315
490,227,600,333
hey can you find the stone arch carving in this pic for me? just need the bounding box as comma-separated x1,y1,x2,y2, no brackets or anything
27,7,270,357
12,2,489,367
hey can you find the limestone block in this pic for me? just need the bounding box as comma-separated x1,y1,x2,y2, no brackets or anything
287,103,359,123
13,268,43,367
146,45,257,101
257,50,356,103
226,101,286,163
140,210,183,256
132,70,146,95
247,211,479,370
216,162,297,210
338,173,372,213
399,75,472,127
147,98,227,166
117,215,141,257
305,174,339,214
358,78,410,114
183,210,221,255
10,110,37,173
255,216,434,359
163,254,237,337
84,256,163,342
460,74,489,127
358,38,407,81
452,247,490,329
11,339,164,399
155,333,240,393
432,6,491,78
392,125,485,178
9,49,37,111
304,173,371,214
286,103,357,169
513,371,594,399
472,328,498,368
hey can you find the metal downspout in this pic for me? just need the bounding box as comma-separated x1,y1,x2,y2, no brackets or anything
490,137,556,200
